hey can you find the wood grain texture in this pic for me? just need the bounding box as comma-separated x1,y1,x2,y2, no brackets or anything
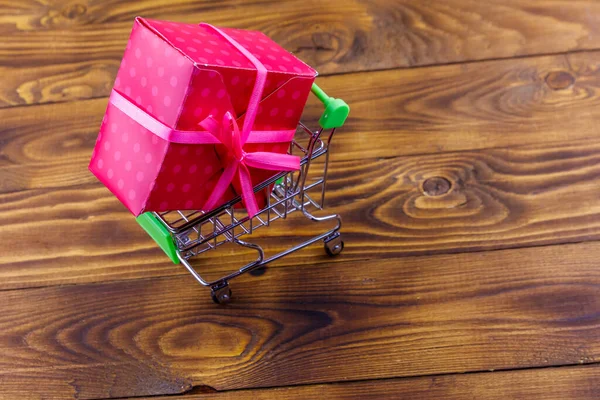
2,52,600,291
3,0,600,107
145,365,600,400
2,241,600,398
3,137,600,290
4,2,600,397
4,50,600,184
0,136,600,289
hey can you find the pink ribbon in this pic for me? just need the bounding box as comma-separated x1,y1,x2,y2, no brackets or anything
198,23,299,216
110,90,296,144
199,111,299,216
109,23,300,217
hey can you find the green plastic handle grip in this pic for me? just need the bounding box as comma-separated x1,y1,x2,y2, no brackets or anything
136,212,180,264
311,83,349,129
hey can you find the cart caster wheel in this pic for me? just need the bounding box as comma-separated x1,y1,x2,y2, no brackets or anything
324,234,344,256
211,284,232,304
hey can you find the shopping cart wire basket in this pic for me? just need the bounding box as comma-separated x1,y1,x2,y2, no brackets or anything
136,83,349,303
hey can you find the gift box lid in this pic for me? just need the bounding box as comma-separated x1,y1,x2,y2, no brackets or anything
122,17,318,130
138,17,316,77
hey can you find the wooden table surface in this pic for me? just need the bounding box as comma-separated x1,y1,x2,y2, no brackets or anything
3,0,600,398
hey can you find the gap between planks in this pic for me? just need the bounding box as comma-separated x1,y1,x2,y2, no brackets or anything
93,360,600,400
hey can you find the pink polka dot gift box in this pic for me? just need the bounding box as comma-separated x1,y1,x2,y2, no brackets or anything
89,17,317,216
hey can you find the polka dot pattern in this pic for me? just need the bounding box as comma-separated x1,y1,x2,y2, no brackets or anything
137,18,316,124
241,76,314,136
113,19,195,130
91,17,317,215
89,103,169,215
177,68,240,131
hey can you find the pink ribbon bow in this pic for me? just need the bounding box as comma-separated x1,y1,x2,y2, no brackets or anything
199,111,299,217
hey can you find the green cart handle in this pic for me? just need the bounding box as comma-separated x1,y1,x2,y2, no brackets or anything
311,83,349,129
136,212,180,264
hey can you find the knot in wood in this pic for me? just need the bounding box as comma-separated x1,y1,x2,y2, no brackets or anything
61,4,87,20
422,177,451,196
545,71,575,90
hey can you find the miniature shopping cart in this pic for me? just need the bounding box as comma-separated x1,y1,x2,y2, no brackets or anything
136,84,349,303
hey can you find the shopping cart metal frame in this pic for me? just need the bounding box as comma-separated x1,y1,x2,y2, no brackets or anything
136,83,349,303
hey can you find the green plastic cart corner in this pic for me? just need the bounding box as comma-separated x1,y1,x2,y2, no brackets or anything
136,212,180,264
311,83,350,129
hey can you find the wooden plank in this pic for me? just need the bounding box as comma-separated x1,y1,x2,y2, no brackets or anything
3,50,600,176
0,53,598,293
0,366,193,400
301,50,600,161
3,0,600,107
142,365,600,400
2,242,600,398
3,136,600,290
